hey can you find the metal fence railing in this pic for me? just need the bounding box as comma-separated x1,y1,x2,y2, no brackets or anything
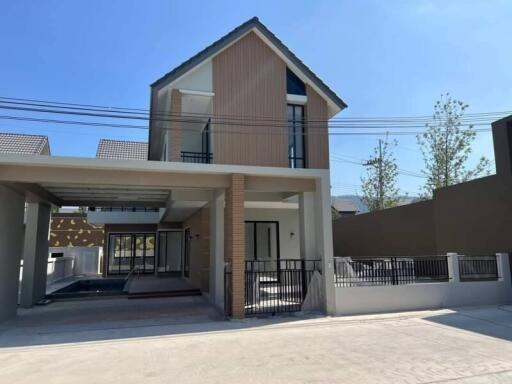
181,151,212,164
458,255,499,281
225,259,321,316
334,256,450,287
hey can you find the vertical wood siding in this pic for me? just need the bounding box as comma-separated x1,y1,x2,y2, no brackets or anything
305,85,329,169
212,32,288,167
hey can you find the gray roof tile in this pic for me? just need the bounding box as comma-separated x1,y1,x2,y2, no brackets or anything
0,132,50,155
96,139,148,160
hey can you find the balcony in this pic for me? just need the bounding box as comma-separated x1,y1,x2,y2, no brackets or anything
181,151,213,164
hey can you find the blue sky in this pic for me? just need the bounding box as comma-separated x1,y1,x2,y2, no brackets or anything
1,0,511,196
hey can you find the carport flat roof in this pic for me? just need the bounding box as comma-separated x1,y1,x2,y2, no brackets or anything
0,154,325,207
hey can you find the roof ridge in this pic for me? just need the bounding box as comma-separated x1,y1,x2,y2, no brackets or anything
99,138,148,144
150,16,346,110
0,131,48,139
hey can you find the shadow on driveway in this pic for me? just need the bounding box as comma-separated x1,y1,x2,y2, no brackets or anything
0,296,321,349
422,305,512,342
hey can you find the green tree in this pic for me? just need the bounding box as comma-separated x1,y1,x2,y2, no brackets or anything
361,135,400,211
417,93,491,197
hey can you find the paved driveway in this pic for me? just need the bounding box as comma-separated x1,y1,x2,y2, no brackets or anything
1,301,512,383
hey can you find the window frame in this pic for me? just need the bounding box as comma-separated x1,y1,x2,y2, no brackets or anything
287,104,306,169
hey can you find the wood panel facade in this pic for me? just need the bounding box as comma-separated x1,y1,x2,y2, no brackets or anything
211,32,330,169
212,32,288,167
305,85,329,169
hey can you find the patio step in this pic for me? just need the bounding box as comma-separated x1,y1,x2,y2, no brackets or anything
127,289,202,299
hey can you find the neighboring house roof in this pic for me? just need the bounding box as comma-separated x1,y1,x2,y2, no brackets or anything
0,132,50,155
96,139,148,160
332,195,421,215
332,196,367,214
151,16,347,111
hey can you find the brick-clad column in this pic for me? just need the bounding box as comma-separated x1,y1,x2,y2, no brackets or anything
225,174,245,318
170,89,182,162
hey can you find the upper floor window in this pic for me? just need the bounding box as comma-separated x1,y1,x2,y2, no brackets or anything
287,68,306,95
288,104,305,168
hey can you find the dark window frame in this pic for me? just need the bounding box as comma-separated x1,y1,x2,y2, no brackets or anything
183,227,191,278
286,68,306,95
288,104,306,169
107,232,156,275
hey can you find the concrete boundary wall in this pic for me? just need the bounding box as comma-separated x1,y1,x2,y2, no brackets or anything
333,175,512,257
334,254,512,316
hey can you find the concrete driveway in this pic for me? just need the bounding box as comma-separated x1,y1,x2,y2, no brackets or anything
1,301,512,383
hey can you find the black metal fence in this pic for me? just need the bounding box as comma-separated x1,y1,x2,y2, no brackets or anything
458,255,499,281
225,259,321,316
334,256,449,287
181,151,212,164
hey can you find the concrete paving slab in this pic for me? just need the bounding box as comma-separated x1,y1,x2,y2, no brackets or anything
1,305,512,383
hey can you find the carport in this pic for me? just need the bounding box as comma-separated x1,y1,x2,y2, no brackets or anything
0,154,334,322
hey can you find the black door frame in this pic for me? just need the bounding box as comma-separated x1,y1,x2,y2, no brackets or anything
245,221,280,262
183,227,191,278
156,230,184,275
107,232,156,275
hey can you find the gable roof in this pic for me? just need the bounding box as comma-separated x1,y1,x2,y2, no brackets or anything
151,17,347,111
0,132,50,155
96,139,148,160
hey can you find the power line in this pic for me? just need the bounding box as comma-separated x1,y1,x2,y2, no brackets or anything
0,102,499,130
330,154,427,178
0,96,509,126
0,114,493,137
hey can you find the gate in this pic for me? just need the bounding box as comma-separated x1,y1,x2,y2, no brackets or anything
225,259,321,316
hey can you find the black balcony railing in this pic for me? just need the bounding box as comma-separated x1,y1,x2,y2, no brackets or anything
459,255,499,281
334,256,450,287
181,151,212,164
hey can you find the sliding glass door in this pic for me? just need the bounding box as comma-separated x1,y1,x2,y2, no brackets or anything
107,233,155,275
157,231,183,274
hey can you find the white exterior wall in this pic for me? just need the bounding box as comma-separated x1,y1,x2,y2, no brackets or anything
335,254,512,316
50,246,102,276
47,257,74,283
172,61,213,92
244,208,300,260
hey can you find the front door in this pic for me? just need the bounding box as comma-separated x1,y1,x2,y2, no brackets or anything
245,221,279,262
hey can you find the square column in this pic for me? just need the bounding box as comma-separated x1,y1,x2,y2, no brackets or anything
314,175,336,315
0,186,25,321
224,174,245,319
20,202,51,308
209,189,225,310
299,191,317,260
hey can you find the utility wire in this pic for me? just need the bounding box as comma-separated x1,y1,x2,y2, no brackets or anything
0,114,493,137
0,96,509,125
0,102,499,130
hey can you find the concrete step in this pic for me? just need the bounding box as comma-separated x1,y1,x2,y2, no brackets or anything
127,289,201,300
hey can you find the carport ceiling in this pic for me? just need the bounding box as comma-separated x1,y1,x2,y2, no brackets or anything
41,183,170,207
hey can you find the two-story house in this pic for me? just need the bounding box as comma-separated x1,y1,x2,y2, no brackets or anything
0,17,345,321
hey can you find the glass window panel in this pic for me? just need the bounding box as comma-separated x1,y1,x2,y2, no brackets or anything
168,232,182,271
135,236,144,257
245,223,255,261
